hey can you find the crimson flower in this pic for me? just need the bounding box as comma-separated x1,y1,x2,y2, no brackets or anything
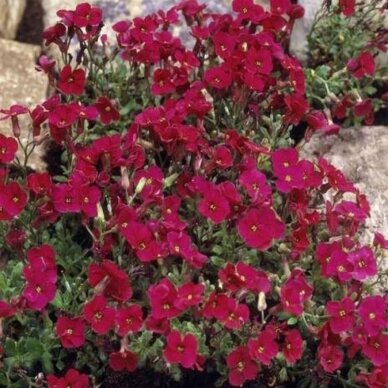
349,246,377,281
237,206,284,250
221,298,250,330
246,48,273,75
115,304,144,336
358,296,387,336
27,172,52,196
248,329,279,365
151,69,175,95
23,272,57,311
239,168,272,204
78,185,101,217
174,282,204,310
204,66,232,89
318,344,344,373
272,147,299,175
0,182,28,219
226,346,258,387
56,316,85,348
339,0,356,16
347,51,375,79
73,2,102,28
271,0,292,15
198,187,231,224
47,369,89,388
83,295,115,334
0,134,18,163
283,329,303,364
362,334,388,367
109,350,138,372
147,278,181,319
326,297,355,333
163,330,198,368
58,65,86,95
280,269,313,316
95,97,120,125
0,300,16,318
122,221,162,262
88,260,132,302
52,184,81,213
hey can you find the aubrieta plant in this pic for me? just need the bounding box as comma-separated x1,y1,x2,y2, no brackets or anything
306,0,388,128
0,0,387,387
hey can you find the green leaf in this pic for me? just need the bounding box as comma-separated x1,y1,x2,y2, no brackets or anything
287,317,298,325
4,338,17,356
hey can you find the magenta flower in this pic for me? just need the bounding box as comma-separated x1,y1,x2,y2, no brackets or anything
147,278,181,319
280,269,313,316
95,97,120,125
83,295,115,335
109,350,138,372
174,282,205,310
318,344,343,373
0,182,28,219
226,346,258,387
283,329,303,365
326,297,355,333
115,305,144,336
47,369,89,388
349,246,377,281
248,329,279,365
163,330,198,368
239,168,272,204
52,184,81,213
198,187,231,224
73,2,102,28
237,206,284,250
0,134,18,163
56,316,85,348
58,65,86,95
204,66,232,89
88,260,132,302
347,51,375,79
362,334,388,367
358,296,387,336
23,272,57,311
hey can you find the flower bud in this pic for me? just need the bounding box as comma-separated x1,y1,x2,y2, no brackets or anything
135,177,147,194
257,291,267,312
120,167,130,190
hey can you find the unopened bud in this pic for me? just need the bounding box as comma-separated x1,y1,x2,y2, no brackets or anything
120,167,130,190
96,203,105,223
257,292,267,312
163,173,179,189
135,177,147,194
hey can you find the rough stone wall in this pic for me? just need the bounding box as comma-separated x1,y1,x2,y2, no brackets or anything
0,0,26,39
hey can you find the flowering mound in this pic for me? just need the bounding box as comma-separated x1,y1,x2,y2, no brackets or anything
0,1,387,387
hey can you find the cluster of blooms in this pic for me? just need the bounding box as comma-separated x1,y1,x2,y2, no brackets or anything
0,1,387,387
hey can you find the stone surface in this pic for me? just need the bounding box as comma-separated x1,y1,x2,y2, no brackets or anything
303,126,388,237
289,0,323,63
0,0,26,39
302,126,388,285
0,39,48,170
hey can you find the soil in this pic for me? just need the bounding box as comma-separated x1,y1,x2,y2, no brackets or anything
16,0,44,45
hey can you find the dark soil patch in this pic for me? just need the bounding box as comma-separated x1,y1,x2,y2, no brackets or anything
16,0,44,45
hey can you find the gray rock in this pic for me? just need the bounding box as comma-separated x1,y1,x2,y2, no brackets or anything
0,39,48,170
289,0,323,63
302,126,388,285
303,126,388,278
303,126,388,237
0,0,26,40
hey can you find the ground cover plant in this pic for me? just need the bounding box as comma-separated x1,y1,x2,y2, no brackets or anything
306,0,388,128
0,0,387,387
